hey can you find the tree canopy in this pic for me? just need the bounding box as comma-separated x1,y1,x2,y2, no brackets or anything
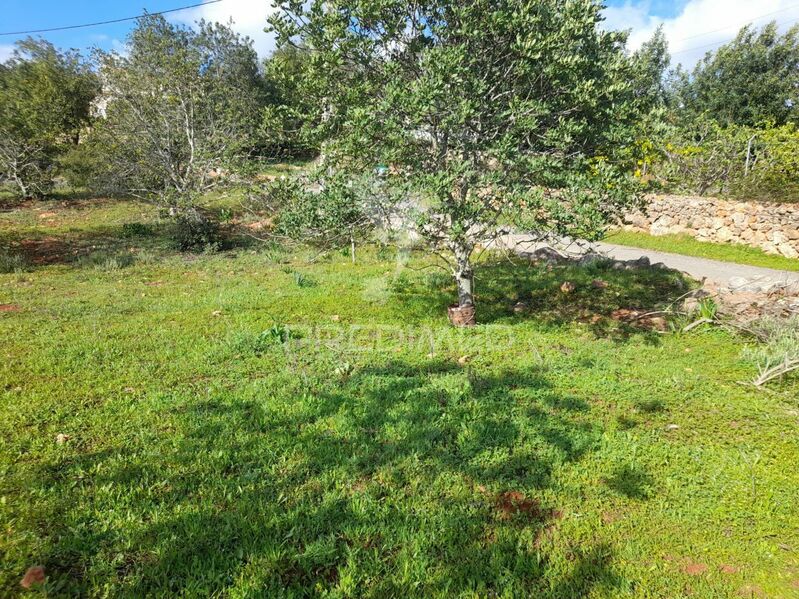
675,22,799,127
269,0,641,312
0,38,98,197
89,15,267,203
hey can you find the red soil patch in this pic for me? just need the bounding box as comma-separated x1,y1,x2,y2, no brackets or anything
20,566,45,589
610,308,669,332
0,304,20,312
720,564,739,575
19,238,70,264
495,491,563,525
682,561,708,576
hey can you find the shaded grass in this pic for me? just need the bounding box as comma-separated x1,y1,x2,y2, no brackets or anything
607,229,799,272
0,199,798,597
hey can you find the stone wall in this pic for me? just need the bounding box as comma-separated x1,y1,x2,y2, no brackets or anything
624,195,799,259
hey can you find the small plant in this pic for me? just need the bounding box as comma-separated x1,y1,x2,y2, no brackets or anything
262,324,293,345
0,250,28,274
77,250,135,271
743,317,799,387
218,207,234,223
121,222,154,238
334,362,355,380
697,297,718,320
293,271,316,288
230,324,295,356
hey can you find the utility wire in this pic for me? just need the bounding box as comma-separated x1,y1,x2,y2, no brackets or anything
672,15,799,56
0,0,222,36
674,2,799,43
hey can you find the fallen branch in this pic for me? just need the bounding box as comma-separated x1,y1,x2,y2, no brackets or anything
683,318,714,332
752,358,799,387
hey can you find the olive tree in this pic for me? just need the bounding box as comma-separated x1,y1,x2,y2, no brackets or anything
269,0,640,318
0,39,98,198
92,15,267,206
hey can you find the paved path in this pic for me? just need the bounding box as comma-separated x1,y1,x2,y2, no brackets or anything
493,234,799,291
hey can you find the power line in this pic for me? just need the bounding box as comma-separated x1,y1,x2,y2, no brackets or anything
674,2,799,43
672,15,799,56
0,0,222,37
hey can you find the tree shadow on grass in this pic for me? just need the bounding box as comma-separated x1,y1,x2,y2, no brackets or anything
20,359,628,597
395,255,693,342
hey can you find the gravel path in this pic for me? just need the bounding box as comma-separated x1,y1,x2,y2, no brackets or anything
493,234,799,290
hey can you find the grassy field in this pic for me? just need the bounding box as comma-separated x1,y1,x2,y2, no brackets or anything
607,229,799,272
2,197,799,597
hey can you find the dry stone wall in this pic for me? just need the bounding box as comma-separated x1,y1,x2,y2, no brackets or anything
624,195,799,259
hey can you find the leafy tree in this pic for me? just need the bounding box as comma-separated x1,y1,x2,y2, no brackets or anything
270,173,373,262
677,22,799,127
91,15,267,206
261,46,319,158
0,39,98,198
269,0,640,317
632,26,671,112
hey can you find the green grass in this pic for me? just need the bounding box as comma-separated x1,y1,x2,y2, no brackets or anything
607,229,799,272
1,199,799,597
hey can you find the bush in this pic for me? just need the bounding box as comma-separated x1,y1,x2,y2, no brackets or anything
653,120,799,202
121,222,154,238
0,250,28,274
76,250,135,270
171,208,220,251
730,124,799,202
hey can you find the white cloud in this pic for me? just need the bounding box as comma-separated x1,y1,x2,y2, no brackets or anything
0,44,16,62
173,0,278,58
604,0,799,68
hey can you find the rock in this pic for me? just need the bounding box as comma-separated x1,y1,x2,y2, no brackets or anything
560,281,576,294
512,302,528,314
457,355,471,366
665,424,680,432
530,247,568,265
682,297,700,313
578,252,605,266
55,433,70,445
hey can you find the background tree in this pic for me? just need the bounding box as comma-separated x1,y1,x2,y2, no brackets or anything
632,26,671,113
260,46,319,159
269,0,640,319
676,22,799,127
90,15,267,207
0,39,98,198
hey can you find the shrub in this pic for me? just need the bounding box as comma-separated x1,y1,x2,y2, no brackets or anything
121,222,154,238
743,317,799,386
171,208,220,251
0,250,28,274
76,250,135,271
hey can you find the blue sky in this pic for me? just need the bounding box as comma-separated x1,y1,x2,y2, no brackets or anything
1,0,798,66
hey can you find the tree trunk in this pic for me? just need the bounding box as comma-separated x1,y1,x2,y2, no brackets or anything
453,245,474,307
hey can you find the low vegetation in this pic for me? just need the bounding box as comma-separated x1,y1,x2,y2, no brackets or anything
1,198,799,596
